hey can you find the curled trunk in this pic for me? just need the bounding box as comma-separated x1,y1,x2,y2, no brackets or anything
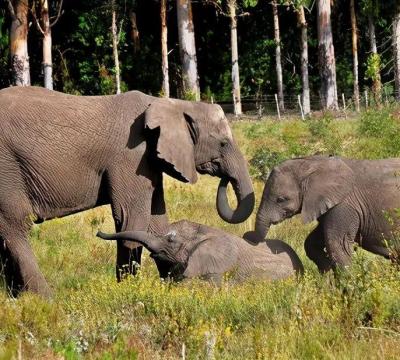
216,176,255,224
97,230,161,253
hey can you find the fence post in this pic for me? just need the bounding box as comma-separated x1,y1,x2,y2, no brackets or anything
298,95,305,120
275,93,281,120
342,93,347,119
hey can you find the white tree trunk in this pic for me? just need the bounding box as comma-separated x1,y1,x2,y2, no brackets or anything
161,0,170,98
394,5,400,101
41,0,53,90
176,0,200,100
317,0,338,110
368,12,382,104
272,0,284,111
111,0,121,94
297,6,310,115
350,0,359,112
10,0,30,86
229,0,242,116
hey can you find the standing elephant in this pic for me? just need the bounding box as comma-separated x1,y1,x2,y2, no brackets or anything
0,86,254,297
97,220,303,283
244,155,400,272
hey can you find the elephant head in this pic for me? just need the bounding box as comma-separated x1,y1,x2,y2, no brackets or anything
97,220,236,279
244,156,356,241
144,98,254,223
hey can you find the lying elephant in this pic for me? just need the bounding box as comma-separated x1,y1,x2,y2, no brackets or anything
244,155,400,272
97,220,303,283
0,86,254,297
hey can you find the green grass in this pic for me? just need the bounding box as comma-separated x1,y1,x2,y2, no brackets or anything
1,108,400,359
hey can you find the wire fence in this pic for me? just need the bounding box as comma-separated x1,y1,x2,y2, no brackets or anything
216,89,400,120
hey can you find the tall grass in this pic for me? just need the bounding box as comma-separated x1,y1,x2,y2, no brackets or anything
1,108,400,359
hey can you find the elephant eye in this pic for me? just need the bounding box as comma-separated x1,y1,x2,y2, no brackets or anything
220,140,229,148
276,196,287,204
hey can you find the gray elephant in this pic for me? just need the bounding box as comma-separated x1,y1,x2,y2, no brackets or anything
244,155,400,272
0,86,254,297
97,220,303,283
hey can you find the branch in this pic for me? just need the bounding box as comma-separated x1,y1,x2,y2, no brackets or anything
204,0,229,17
6,0,17,21
30,1,45,35
50,0,64,27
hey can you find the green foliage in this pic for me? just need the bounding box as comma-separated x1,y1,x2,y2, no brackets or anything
365,53,381,82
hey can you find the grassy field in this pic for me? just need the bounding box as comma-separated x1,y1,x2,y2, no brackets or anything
1,108,400,359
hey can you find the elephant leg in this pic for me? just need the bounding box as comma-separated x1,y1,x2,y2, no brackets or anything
1,228,51,298
321,206,359,270
148,180,172,278
304,225,333,273
107,164,156,281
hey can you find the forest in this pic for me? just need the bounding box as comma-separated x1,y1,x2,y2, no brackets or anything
0,0,399,114
1,1,400,359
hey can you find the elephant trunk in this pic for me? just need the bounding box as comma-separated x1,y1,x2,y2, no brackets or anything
97,231,161,253
216,173,255,224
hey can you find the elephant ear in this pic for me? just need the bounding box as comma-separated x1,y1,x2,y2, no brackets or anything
301,157,356,223
145,98,198,184
184,236,238,280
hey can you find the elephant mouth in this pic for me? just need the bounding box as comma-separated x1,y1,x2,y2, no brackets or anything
196,158,222,176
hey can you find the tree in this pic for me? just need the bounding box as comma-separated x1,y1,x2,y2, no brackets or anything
290,1,311,115
394,2,400,101
7,0,30,86
161,0,170,97
317,0,338,110
32,0,63,90
350,0,360,111
176,0,200,100
362,0,382,104
228,0,242,115
272,0,284,111
111,0,122,94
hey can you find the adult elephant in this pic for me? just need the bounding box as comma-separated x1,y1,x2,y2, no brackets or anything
244,155,400,272
0,86,254,297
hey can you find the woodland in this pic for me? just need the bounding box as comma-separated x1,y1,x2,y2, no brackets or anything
0,0,399,114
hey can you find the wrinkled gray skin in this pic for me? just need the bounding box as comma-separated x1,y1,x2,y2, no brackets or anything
244,155,400,272
0,87,254,297
97,220,303,283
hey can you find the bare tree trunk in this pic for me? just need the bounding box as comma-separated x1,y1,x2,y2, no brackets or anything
161,0,170,98
368,13,382,104
129,9,140,53
229,0,242,116
111,0,121,94
176,0,200,100
297,5,310,115
272,0,284,111
350,0,359,112
394,5,400,101
41,0,53,90
9,0,30,86
317,0,338,110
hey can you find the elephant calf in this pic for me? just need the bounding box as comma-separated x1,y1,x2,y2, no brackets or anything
97,220,303,283
245,155,400,272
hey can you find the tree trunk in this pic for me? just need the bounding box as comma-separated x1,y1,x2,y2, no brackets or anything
368,13,382,104
129,9,140,53
176,0,200,101
394,5,400,101
10,0,30,86
111,0,121,94
229,0,242,116
317,0,338,110
161,0,170,98
297,5,310,115
41,0,53,90
350,0,359,112
272,0,284,111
